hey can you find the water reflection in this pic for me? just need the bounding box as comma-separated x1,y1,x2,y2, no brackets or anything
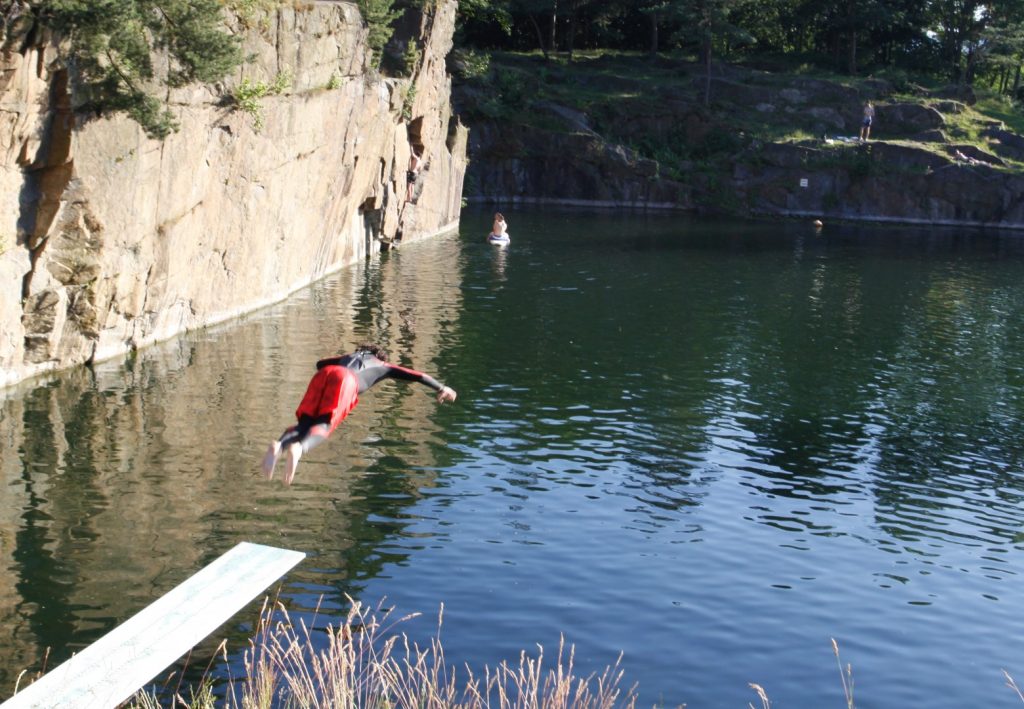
0,233,467,693
3,214,1024,707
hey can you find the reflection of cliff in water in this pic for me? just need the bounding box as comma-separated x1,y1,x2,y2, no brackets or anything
0,234,465,692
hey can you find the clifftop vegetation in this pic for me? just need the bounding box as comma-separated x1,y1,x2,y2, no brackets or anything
451,1,1024,213
455,0,1024,104
1,0,247,138
0,0,427,138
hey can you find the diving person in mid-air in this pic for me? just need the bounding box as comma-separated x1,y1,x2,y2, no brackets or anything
261,343,457,485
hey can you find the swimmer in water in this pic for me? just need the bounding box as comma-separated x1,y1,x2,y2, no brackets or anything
491,212,508,239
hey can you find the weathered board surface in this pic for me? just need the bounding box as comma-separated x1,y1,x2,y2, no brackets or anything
2,542,305,709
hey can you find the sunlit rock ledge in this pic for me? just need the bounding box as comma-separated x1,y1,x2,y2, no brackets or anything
0,1,467,388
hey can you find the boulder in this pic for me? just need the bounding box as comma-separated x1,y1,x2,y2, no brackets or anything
931,100,966,115
932,84,977,105
697,78,773,105
874,103,945,136
779,88,808,104
861,78,895,96
984,127,1024,161
909,129,948,143
734,139,1024,227
465,122,691,208
788,77,861,103
808,107,846,131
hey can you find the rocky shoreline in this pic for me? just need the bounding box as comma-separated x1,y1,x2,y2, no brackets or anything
456,56,1024,230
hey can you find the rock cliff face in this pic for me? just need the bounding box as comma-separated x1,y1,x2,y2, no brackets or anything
467,122,691,209
457,55,1024,230
732,141,1024,226
0,0,467,388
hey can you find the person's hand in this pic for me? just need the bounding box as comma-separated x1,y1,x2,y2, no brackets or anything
437,386,457,404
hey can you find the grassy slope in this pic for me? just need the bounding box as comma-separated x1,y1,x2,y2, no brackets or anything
454,50,1024,178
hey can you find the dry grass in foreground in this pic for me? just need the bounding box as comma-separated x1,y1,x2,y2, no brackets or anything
127,602,1024,709
130,597,638,708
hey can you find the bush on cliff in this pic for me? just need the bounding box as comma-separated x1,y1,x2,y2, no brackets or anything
1,0,245,139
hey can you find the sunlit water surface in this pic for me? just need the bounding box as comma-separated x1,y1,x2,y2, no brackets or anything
3,210,1024,707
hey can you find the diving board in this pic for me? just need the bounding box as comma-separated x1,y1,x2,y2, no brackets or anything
2,542,305,709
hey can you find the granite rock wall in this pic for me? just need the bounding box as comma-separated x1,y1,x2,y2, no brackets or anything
0,0,467,388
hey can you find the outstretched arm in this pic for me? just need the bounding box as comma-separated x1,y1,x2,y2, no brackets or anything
362,361,457,403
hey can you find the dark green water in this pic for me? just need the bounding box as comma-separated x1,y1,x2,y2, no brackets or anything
2,210,1024,707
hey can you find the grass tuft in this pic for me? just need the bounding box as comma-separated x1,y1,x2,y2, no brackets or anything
831,638,855,709
129,596,639,708
1006,670,1024,704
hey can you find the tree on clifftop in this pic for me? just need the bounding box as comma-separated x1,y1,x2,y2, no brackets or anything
1,0,243,139
669,0,753,104
359,0,402,68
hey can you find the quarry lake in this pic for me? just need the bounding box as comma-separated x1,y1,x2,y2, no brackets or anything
3,209,1024,707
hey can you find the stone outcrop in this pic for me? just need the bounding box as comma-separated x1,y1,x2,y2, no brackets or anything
732,141,1024,226
465,122,690,209
457,55,1024,230
875,103,946,136
0,0,467,388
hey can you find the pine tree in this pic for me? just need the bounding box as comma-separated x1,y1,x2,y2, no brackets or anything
359,0,402,68
18,0,243,139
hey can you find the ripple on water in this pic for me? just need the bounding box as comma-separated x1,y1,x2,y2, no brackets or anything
6,216,1024,707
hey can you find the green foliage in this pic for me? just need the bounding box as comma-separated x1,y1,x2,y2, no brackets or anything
976,94,1024,135
26,0,243,139
691,125,744,159
471,66,534,118
494,67,531,107
402,38,421,76
223,0,281,31
358,0,402,68
450,48,491,79
401,82,416,120
808,144,876,177
452,0,1024,89
232,70,291,131
326,71,342,90
876,67,915,93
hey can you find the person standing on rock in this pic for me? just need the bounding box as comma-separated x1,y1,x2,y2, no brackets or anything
860,100,875,141
261,343,457,485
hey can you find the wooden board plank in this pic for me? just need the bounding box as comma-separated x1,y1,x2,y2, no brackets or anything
2,542,305,709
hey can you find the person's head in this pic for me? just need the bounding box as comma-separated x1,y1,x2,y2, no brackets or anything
355,342,389,361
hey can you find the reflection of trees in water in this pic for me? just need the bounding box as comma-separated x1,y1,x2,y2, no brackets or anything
448,225,737,523
866,269,1024,553
0,236,467,696
0,352,223,689
703,247,1024,555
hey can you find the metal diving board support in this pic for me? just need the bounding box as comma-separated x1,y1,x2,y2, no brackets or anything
2,541,305,709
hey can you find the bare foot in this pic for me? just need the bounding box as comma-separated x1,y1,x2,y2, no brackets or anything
284,442,302,485
261,441,281,480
